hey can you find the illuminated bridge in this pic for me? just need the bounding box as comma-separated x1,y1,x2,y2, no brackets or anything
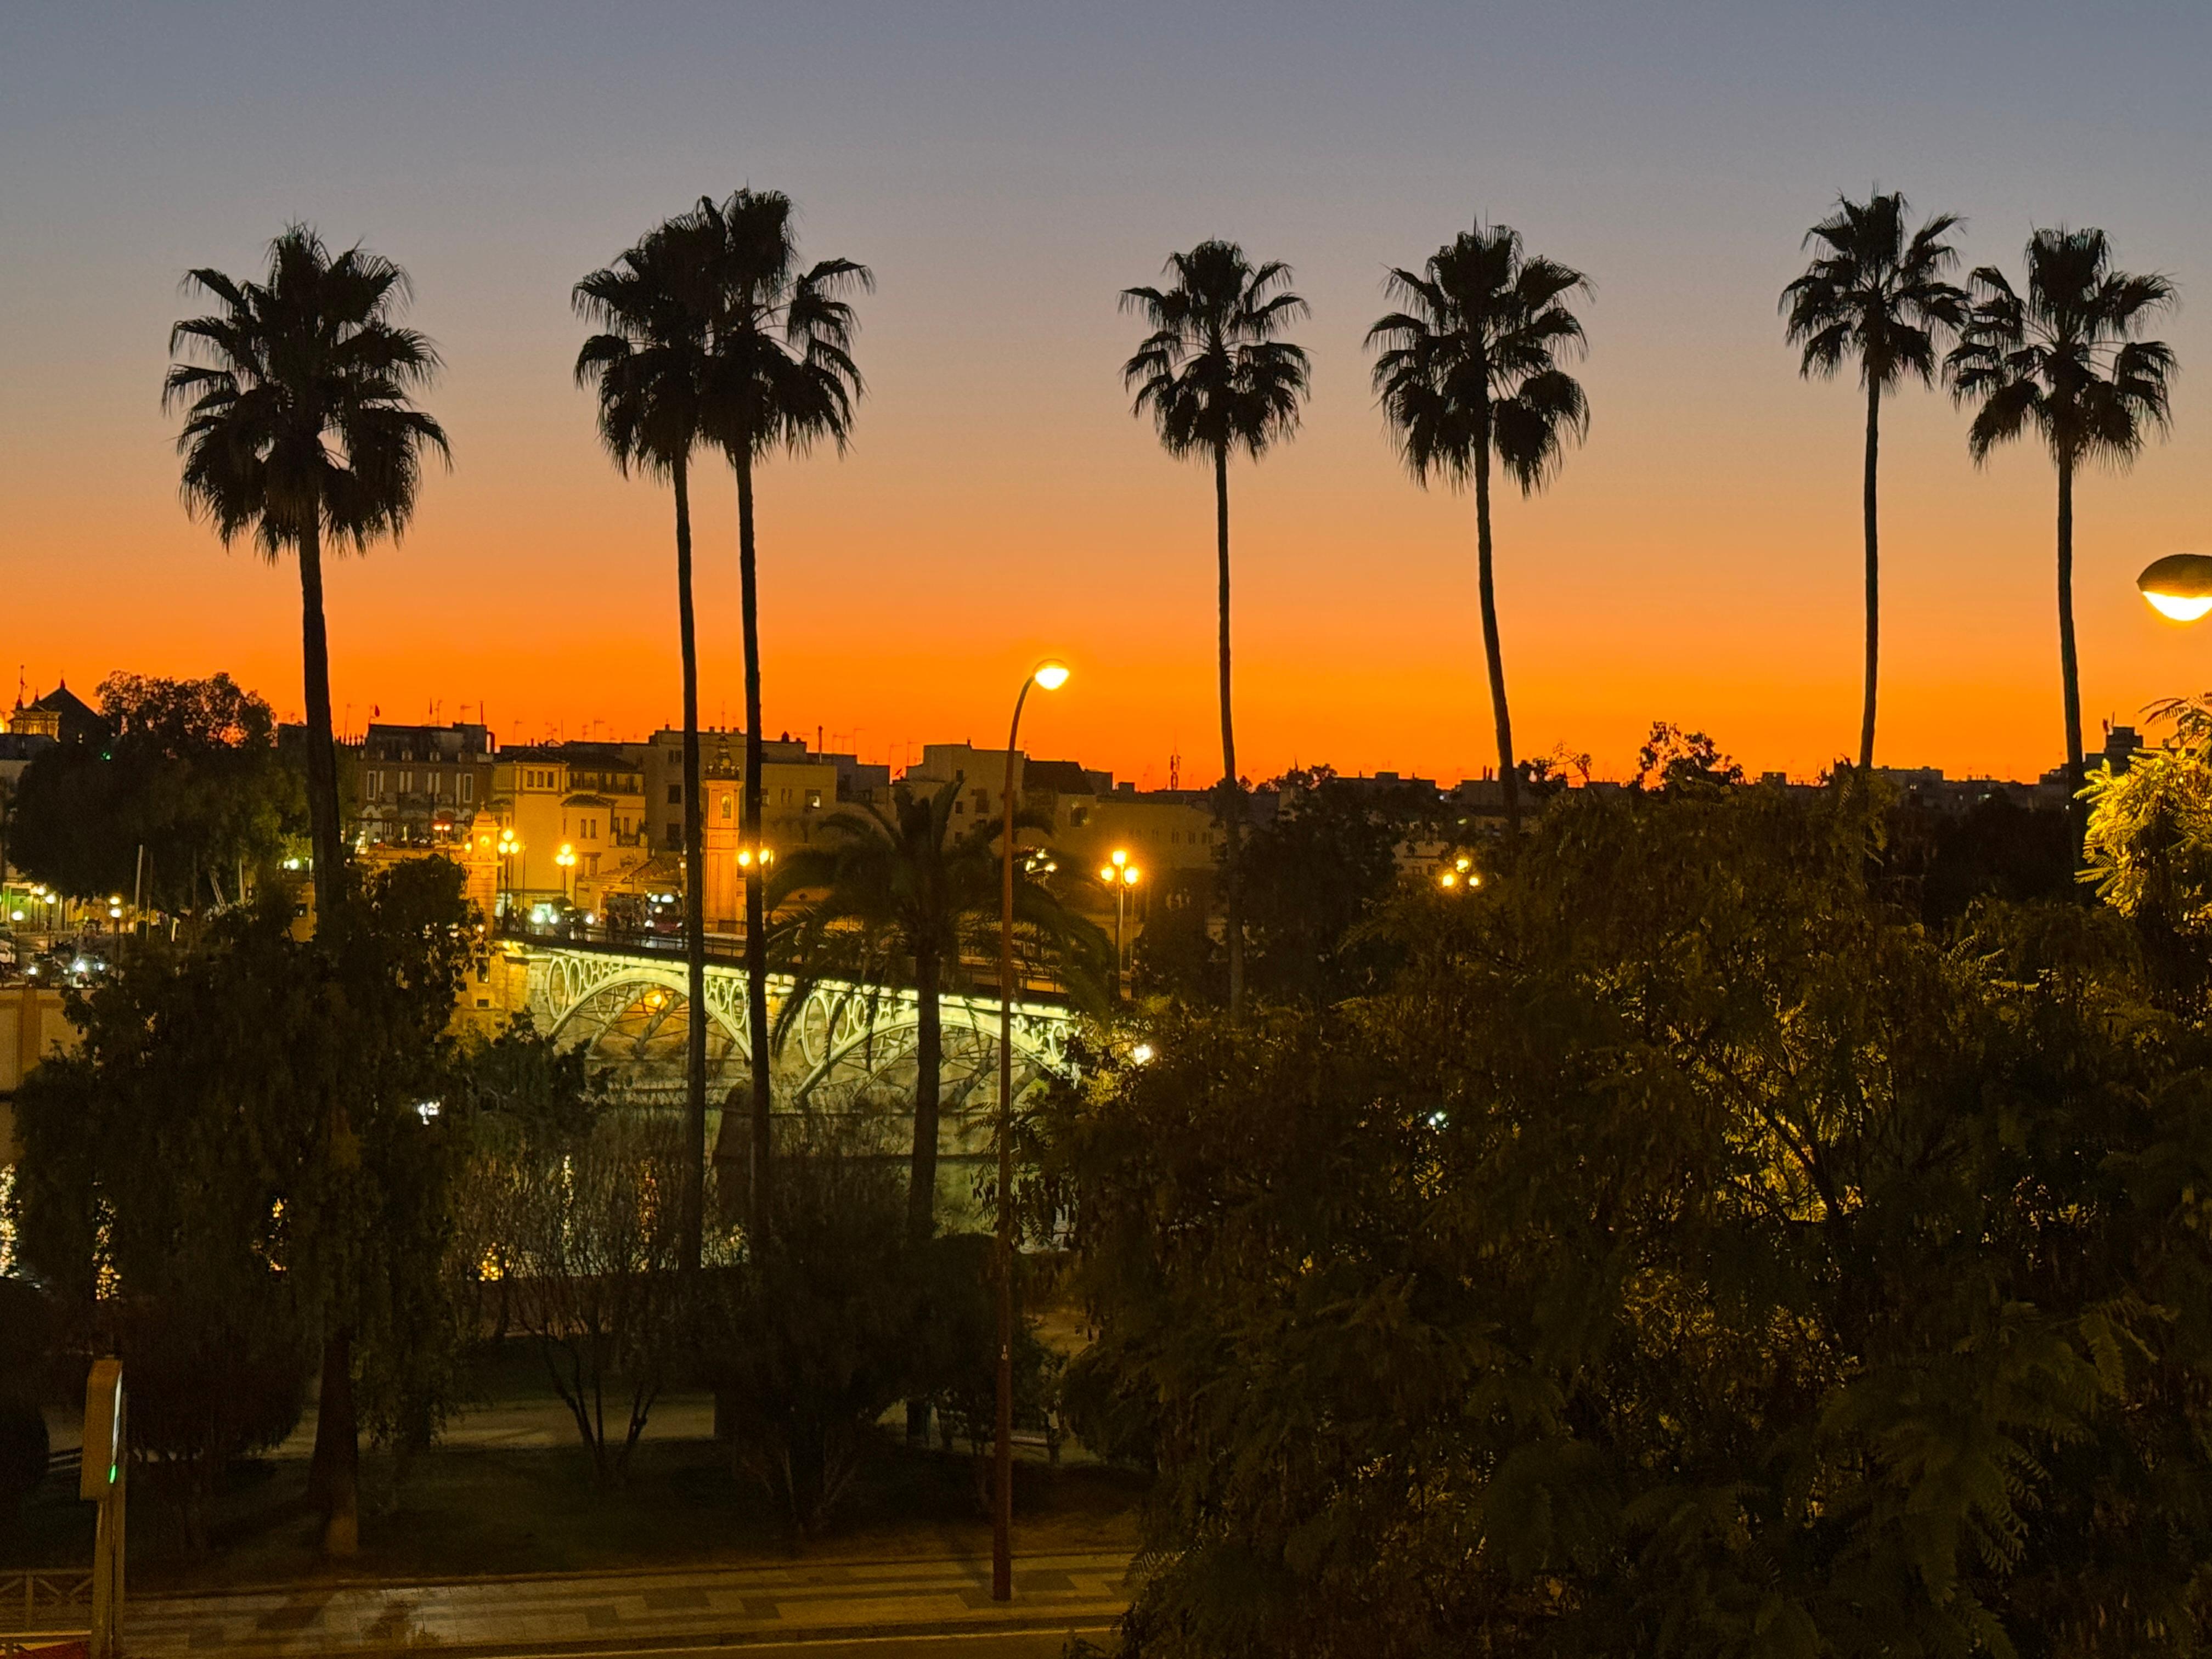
503,932,1081,1120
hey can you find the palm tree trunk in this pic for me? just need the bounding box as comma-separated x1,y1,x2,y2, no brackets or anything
310,1327,358,1556
737,448,774,1238
2056,449,2086,853
296,517,344,916
1859,379,1881,772
675,455,707,1272
1215,444,1245,1018
297,514,359,1559
909,939,942,1243
1474,440,1520,835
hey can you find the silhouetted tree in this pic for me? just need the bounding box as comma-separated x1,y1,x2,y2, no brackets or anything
1122,241,1310,1019
163,228,448,917
1948,229,2177,839
686,187,870,1235
768,778,1109,1239
163,225,448,1555
1782,192,1966,770
575,222,716,1271
1369,222,1589,838
9,673,304,915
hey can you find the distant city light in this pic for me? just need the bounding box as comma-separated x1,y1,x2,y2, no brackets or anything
1130,1042,1155,1065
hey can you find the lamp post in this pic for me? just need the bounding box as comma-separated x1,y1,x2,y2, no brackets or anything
737,845,774,943
1096,849,1141,997
555,842,577,902
994,657,1068,1604
2138,554,2212,623
496,828,522,912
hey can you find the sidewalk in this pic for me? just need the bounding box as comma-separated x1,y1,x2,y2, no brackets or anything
114,1549,1130,1656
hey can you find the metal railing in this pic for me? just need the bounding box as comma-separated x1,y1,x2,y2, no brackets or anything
0,1569,93,1638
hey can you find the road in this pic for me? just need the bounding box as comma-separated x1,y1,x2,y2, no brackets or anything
106,1549,1127,1657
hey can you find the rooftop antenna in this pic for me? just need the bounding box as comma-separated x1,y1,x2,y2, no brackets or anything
1167,746,1181,791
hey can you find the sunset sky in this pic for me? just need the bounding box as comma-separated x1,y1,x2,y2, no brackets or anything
4,2,2209,787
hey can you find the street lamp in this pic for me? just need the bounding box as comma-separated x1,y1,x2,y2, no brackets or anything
496,828,522,905
994,657,1068,1604
1096,849,1141,997
2138,554,2212,623
555,843,577,900
1437,854,1480,893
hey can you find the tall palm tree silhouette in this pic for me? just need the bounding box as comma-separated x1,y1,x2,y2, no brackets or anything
1368,222,1589,837
1948,228,2177,838
165,224,448,1558
1782,191,1966,771
1121,241,1309,1017
574,220,716,1268
165,225,449,917
689,188,869,1229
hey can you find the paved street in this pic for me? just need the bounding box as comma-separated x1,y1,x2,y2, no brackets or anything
111,1550,1128,1657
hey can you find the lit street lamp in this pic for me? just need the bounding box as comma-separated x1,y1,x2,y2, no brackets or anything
2138,554,2212,623
1096,849,1141,997
995,657,1068,1604
1437,854,1480,893
555,842,577,900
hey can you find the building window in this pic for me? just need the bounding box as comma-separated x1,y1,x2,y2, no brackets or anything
805,789,822,810
399,770,413,794
721,793,733,821
461,775,473,803
365,770,381,797
667,785,681,805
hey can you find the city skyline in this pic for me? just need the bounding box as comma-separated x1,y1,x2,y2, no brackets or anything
7,3,2210,786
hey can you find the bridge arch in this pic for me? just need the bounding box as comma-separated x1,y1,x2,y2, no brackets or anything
515,940,1077,1107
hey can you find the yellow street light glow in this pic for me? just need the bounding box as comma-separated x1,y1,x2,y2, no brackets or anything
2138,554,2212,623
1130,1042,1155,1065
1098,866,1115,883
1110,849,1128,867
1438,871,1459,889
1122,865,1141,885
1032,661,1071,691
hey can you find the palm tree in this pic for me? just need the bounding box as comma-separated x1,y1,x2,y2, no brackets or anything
165,226,448,918
766,777,1107,1241
1781,192,1966,772
1947,228,2177,838
686,188,870,1230
165,224,448,1559
574,220,717,1269
1121,241,1309,1018
1367,222,1589,837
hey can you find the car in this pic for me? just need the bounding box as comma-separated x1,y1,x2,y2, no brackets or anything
524,896,586,940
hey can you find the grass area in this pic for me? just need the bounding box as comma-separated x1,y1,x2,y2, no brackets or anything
2,1432,1143,1591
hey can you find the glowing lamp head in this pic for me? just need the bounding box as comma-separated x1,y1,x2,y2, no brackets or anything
1438,870,1459,890
1031,661,1071,691
1122,865,1141,886
2139,554,2212,623
1110,849,1127,867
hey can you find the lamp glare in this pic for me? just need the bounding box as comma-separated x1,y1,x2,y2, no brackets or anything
1032,662,1071,691
2146,591,2212,623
